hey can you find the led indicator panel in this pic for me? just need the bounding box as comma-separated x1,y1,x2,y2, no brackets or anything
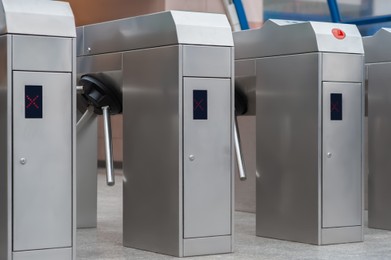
330,93,342,121
193,90,208,120
25,85,43,119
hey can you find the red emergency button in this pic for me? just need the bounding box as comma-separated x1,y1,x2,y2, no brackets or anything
332,28,346,40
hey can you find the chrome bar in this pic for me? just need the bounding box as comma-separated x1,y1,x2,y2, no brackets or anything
76,85,84,93
234,116,247,180
102,106,115,186
76,106,95,131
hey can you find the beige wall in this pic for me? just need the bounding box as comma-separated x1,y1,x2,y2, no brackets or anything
63,0,164,26
67,0,264,163
64,0,263,27
165,0,225,13
243,0,263,28
164,0,263,28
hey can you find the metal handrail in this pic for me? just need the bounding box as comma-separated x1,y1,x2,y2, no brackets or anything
233,0,249,30
327,0,391,25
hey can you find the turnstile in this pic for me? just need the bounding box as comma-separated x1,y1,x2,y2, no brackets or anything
0,1,76,259
77,11,236,256
364,28,391,230
234,20,364,245
76,73,122,229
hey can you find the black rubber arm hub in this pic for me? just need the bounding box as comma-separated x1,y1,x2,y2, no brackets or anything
235,88,248,116
79,75,122,115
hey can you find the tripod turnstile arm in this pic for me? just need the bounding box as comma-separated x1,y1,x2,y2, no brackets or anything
102,106,115,186
76,105,95,131
234,116,247,181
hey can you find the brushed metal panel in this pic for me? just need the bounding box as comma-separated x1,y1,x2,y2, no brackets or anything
322,53,363,83
0,35,10,260
81,11,232,56
322,82,362,228
122,46,181,256
171,11,233,47
77,53,122,75
256,53,320,244
13,35,72,72
364,28,391,63
367,63,391,230
76,113,98,228
183,78,231,238
321,226,362,245
313,22,364,55
13,72,72,251
13,247,72,260
76,27,84,56
0,1,76,37
183,236,232,257
82,12,177,55
183,46,231,78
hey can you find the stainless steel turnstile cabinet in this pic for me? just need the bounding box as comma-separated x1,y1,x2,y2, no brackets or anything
234,20,364,245
77,11,234,256
364,28,391,230
0,1,76,259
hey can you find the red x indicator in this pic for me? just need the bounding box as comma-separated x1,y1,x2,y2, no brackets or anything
26,95,39,109
194,98,204,111
331,102,340,112
25,85,43,119
193,90,208,120
330,93,342,121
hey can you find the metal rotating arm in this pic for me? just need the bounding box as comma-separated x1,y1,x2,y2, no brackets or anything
102,106,115,186
79,75,122,186
76,105,95,131
234,88,248,181
234,116,247,180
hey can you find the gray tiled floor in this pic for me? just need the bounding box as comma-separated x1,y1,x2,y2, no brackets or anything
77,171,391,259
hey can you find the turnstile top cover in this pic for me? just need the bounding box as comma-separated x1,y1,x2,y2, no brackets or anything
364,28,391,63
234,19,364,60
0,0,76,37
77,11,233,56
